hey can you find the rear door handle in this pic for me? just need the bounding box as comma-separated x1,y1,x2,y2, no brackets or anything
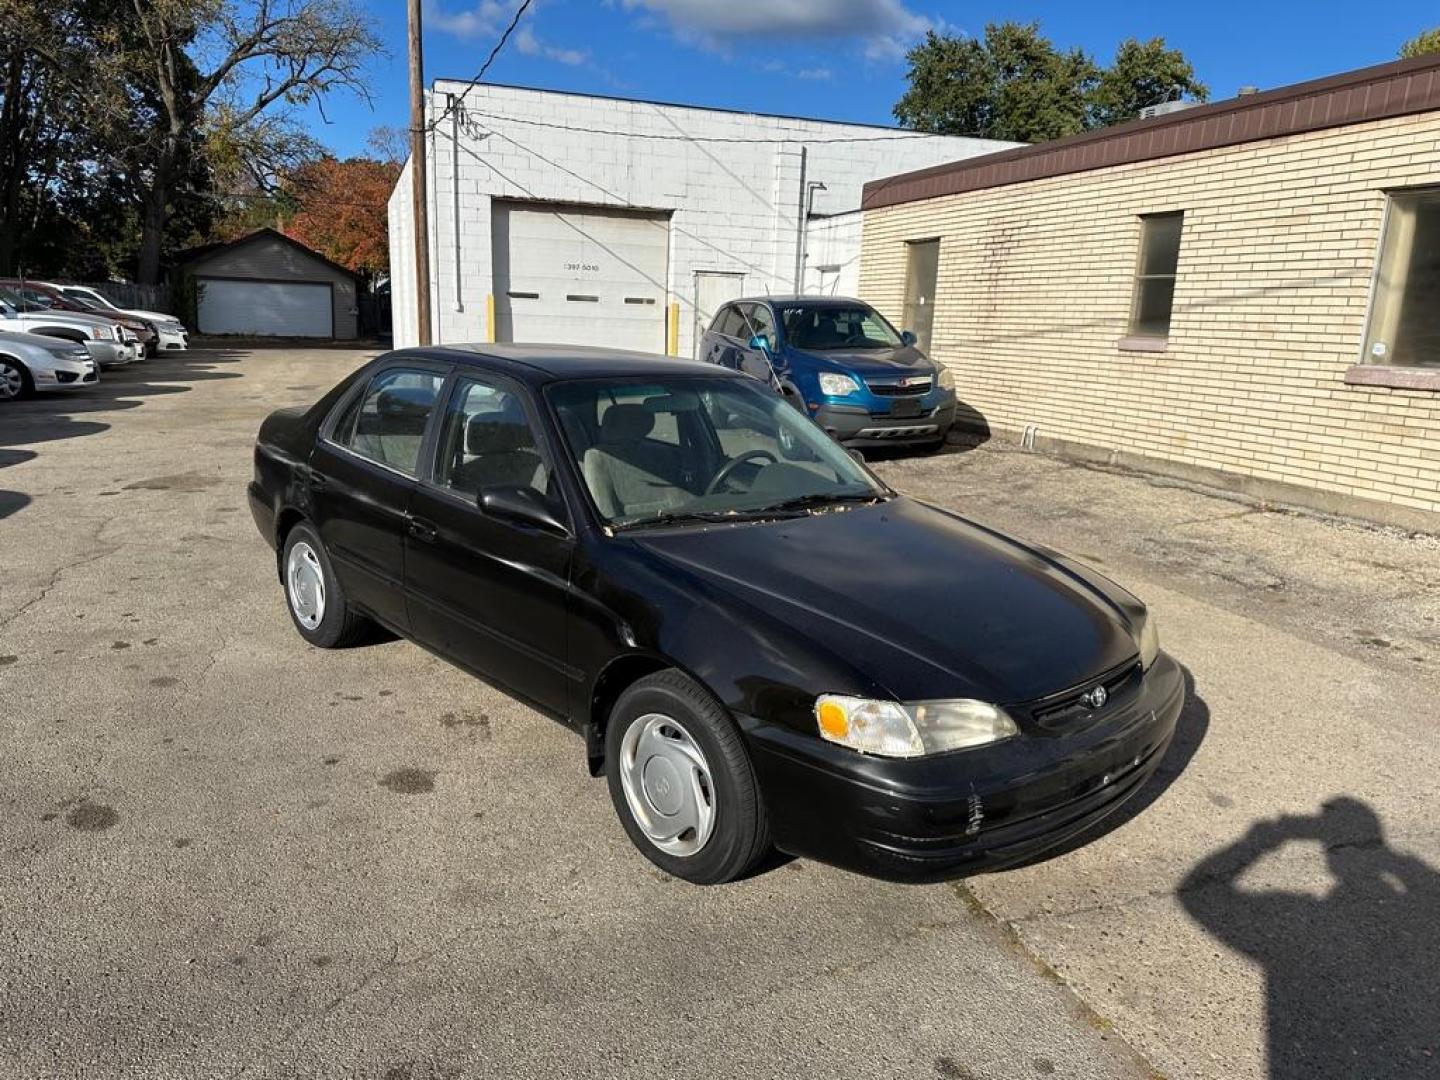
407,517,437,543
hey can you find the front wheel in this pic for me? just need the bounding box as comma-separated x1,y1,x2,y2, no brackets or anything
0,358,32,401
605,670,770,884
281,522,371,648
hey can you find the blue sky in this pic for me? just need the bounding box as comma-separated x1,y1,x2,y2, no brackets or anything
309,0,1436,157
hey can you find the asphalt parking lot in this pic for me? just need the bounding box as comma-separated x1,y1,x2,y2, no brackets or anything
3,347,1438,1080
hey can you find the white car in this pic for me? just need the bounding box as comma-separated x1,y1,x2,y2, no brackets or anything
48,283,189,354
0,329,99,400
0,287,137,368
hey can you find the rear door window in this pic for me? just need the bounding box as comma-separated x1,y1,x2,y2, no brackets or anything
332,368,445,476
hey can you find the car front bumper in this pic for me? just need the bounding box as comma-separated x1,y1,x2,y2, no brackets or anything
33,357,99,390
814,397,957,447
85,340,135,367
742,651,1185,883
157,326,189,350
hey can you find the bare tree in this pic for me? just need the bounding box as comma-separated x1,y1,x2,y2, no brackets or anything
124,0,380,283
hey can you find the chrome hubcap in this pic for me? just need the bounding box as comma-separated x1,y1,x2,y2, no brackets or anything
286,541,326,630
619,713,716,857
0,363,22,400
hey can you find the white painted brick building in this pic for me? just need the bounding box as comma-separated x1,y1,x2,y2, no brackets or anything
387,83,1009,356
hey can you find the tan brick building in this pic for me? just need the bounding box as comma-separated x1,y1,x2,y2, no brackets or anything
859,56,1440,531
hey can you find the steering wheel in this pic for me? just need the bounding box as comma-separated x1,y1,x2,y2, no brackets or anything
705,449,778,495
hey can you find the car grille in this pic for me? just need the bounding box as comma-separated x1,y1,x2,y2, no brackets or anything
867,379,932,396
1030,659,1143,731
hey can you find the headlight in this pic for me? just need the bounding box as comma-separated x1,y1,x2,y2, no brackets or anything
817,372,861,397
1137,612,1160,670
815,694,1018,758
936,366,954,390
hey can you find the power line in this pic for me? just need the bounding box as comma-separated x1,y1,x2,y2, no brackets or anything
450,103,972,145
428,0,533,134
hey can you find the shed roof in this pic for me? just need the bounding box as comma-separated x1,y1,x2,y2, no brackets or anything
862,53,1440,211
177,228,358,281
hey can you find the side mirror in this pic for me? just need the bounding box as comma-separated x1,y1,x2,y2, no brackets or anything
749,334,772,353
900,330,918,346
479,484,568,535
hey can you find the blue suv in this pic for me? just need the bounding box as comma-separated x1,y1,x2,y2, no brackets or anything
698,296,956,450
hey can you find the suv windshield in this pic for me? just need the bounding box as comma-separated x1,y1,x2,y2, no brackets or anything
549,376,888,529
780,304,903,351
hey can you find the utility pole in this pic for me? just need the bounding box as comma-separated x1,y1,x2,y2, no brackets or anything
407,0,432,345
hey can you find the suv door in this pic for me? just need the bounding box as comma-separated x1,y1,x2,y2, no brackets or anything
701,304,740,368
404,373,574,716
308,364,448,631
735,303,781,388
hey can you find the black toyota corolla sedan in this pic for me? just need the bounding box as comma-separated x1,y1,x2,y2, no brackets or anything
248,344,1184,885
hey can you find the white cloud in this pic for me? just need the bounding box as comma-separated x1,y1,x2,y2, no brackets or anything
427,0,588,65
426,0,509,39
617,0,943,67
515,23,588,65
619,0,936,50
796,67,833,81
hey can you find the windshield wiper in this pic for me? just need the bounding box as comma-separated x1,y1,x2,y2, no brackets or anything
613,508,796,531
749,491,889,515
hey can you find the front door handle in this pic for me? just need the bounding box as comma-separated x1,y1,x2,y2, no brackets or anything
407,517,437,543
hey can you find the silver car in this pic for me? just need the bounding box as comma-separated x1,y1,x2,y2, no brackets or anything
0,286,136,368
0,329,99,400
50,283,189,354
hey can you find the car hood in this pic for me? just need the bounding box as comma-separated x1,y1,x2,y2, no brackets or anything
0,328,92,356
787,343,932,377
632,498,1140,704
122,308,172,323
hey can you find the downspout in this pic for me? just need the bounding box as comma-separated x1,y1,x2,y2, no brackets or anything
451,97,464,313
792,145,807,294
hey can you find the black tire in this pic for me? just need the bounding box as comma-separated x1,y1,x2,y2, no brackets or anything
605,670,771,885
0,357,33,402
280,522,371,648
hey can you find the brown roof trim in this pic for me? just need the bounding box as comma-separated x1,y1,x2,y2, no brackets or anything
862,53,1440,211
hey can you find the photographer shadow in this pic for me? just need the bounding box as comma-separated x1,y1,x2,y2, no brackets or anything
1180,798,1440,1078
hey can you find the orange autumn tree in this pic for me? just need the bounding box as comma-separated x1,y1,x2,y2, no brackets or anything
284,156,401,283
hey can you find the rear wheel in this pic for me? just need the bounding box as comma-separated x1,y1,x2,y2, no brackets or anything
0,358,31,401
281,522,371,648
605,670,770,884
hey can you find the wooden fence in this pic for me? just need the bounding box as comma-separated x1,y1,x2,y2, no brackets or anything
76,281,171,314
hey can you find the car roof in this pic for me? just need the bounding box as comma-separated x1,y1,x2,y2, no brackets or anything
728,296,870,307
396,343,738,383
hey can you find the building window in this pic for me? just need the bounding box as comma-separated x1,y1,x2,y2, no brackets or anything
1364,189,1440,368
902,239,939,352
1129,212,1184,338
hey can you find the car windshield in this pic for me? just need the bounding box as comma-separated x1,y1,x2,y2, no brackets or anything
64,288,117,311
548,376,889,529
780,304,903,351
0,286,42,312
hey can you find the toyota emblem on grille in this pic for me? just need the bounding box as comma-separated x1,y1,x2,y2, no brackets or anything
1080,685,1108,709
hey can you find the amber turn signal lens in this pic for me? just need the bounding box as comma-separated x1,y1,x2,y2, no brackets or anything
817,700,849,739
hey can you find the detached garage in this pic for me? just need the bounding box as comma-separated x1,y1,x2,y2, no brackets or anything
179,228,359,340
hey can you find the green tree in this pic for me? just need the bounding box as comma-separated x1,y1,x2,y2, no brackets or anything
1400,27,1440,57
894,23,1097,143
116,0,382,283
1088,37,1209,128
895,24,1208,143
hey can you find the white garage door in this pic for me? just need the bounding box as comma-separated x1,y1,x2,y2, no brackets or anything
492,203,668,353
198,280,333,337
